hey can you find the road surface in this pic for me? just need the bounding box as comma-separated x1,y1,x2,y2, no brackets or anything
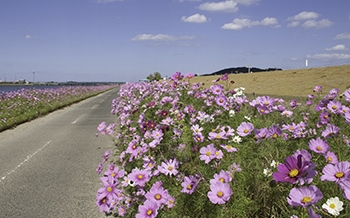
0,88,119,218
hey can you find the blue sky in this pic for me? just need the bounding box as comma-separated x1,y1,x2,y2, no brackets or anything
1,0,349,82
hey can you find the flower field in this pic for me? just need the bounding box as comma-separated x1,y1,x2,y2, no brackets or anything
96,72,350,217
0,85,116,132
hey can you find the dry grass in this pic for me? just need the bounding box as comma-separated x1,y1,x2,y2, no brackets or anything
189,65,350,97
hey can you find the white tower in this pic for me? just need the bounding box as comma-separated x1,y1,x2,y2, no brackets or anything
305,59,308,68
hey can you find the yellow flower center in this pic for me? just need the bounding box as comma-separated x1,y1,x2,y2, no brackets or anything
107,186,112,192
330,203,336,209
168,166,173,171
155,194,161,200
147,209,153,215
219,178,225,183
301,196,312,204
215,151,220,156
272,134,277,138
111,172,115,177
217,191,224,197
332,105,337,110
327,157,332,162
216,135,221,139
289,169,299,178
243,129,249,133
206,151,211,156
138,174,143,179
226,145,232,149
187,184,193,190
132,145,137,150
316,146,322,151
335,172,344,178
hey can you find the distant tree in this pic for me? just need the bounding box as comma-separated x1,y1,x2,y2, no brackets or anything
153,72,162,81
147,72,162,81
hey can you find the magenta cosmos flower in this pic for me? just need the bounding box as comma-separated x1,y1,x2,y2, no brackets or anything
308,137,329,154
321,124,340,138
237,122,254,137
136,200,159,218
207,181,232,204
273,154,316,185
287,185,323,208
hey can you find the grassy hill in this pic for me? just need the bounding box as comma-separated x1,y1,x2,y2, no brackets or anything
190,65,350,97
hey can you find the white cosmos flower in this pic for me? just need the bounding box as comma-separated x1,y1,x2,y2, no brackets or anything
270,160,279,168
232,135,242,144
322,197,344,216
229,110,236,117
263,168,272,177
244,116,251,121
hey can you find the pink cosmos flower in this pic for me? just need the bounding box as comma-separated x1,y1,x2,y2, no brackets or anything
308,137,329,154
287,185,323,208
321,161,350,186
136,200,158,218
128,168,151,187
157,159,179,177
210,170,232,184
145,181,169,207
181,175,200,194
207,181,232,204
237,122,254,137
200,144,217,164
321,124,340,138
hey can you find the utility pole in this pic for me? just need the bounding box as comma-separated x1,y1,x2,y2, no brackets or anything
32,70,35,83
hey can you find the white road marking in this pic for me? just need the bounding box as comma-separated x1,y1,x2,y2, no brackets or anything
0,140,52,183
71,114,85,124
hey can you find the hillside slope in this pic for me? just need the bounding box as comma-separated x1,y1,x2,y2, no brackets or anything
190,65,350,97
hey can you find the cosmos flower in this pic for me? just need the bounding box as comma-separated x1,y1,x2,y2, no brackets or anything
210,170,232,184
322,197,344,216
237,122,254,137
287,185,323,208
181,175,200,194
321,124,340,138
157,159,179,177
207,181,232,204
136,200,159,218
321,161,350,185
145,181,169,207
128,168,151,187
200,144,217,164
308,137,329,154
273,154,316,185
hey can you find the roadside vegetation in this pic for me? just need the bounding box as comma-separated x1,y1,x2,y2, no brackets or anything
0,85,117,132
95,69,350,217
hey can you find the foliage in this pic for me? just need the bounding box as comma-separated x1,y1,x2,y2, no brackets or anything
147,72,163,81
0,85,116,132
96,72,350,218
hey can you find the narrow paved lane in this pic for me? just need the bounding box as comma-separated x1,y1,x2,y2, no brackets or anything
0,88,119,218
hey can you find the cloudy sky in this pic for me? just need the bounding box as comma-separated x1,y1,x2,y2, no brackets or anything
1,0,349,82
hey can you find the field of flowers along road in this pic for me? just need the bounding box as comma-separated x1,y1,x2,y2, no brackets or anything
0,85,117,132
96,72,350,218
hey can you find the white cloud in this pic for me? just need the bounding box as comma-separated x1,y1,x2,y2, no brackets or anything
302,19,333,29
181,14,208,23
221,17,279,30
326,44,347,51
132,34,195,41
198,0,239,12
335,33,350,40
96,0,123,3
178,0,201,2
287,11,333,29
307,53,350,60
287,21,299,27
288,11,319,21
25,35,32,39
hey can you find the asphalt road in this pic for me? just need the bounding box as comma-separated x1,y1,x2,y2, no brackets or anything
0,88,119,218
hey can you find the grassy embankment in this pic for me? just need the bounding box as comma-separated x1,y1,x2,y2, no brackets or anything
190,65,350,98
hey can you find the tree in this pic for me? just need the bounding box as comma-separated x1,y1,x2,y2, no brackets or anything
147,72,162,81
